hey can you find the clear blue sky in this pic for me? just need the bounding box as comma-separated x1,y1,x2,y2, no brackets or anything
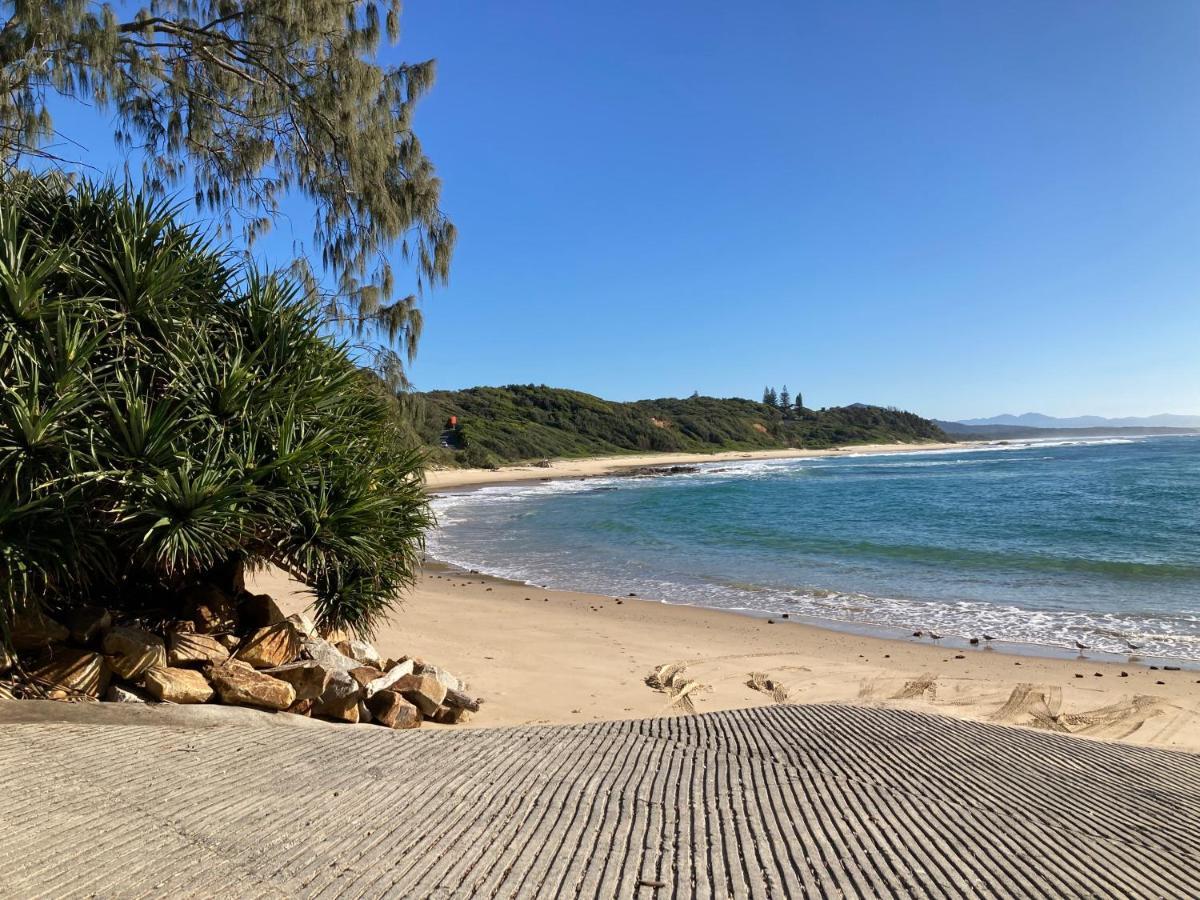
52,1,1200,420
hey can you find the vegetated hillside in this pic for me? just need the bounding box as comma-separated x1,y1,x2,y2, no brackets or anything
410,386,949,467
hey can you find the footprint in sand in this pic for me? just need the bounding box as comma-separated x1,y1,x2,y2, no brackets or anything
990,683,1068,732
890,673,938,701
645,663,711,715
1060,695,1167,740
746,672,790,704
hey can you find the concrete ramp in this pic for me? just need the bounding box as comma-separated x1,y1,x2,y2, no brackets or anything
0,704,1196,898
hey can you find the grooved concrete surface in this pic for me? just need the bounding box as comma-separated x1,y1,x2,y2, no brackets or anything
0,704,1197,899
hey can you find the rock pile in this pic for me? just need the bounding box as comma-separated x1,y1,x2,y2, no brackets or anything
0,591,481,729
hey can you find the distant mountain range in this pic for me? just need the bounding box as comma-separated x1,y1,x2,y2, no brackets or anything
961,412,1200,428
936,420,1200,439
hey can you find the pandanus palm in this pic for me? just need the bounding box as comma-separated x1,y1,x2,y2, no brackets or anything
0,175,430,641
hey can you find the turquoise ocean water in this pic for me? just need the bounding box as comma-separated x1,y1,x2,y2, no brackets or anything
430,436,1200,661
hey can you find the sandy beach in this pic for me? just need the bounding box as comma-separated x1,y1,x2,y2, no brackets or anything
252,558,1200,754
423,441,971,489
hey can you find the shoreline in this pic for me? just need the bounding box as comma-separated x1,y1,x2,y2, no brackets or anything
433,560,1199,671
423,440,975,489
254,557,1200,752
426,438,1199,670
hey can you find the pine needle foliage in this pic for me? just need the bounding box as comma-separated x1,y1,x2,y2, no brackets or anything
0,1,455,367
0,175,431,641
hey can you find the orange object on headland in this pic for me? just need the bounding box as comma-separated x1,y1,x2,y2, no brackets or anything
448,415,458,428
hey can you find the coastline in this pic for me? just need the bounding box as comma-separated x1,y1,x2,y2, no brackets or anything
254,556,1200,753
392,441,1200,752
423,440,973,489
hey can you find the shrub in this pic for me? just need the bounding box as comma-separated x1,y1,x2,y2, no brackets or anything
0,176,430,639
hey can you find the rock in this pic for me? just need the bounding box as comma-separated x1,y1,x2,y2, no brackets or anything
102,626,166,680
311,668,361,722
183,583,239,634
415,662,461,693
216,634,240,651
105,683,154,703
367,690,422,729
10,607,70,651
391,672,448,717
444,687,482,713
430,705,471,725
168,631,230,667
358,701,373,724
65,606,112,645
289,612,318,639
302,636,360,672
29,648,110,698
348,666,385,690
361,659,415,699
288,698,315,717
143,667,214,704
262,660,331,702
239,593,288,632
209,660,296,711
335,639,383,669
236,621,304,669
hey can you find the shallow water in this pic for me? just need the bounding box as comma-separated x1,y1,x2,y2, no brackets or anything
430,435,1200,661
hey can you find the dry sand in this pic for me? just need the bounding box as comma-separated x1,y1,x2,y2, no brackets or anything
252,564,1200,754
424,441,969,489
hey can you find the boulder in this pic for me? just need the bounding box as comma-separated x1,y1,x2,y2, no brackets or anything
361,658,415,699
289,612,318,639
444,687,482,713
348,666,385,690
10,607,69,651
168,631,230,667
102,626,166,680
357,701,373,724
430,705,472,725
335,638,383,669
415,662,462,693
302,636,360,672
209,660,295,711
65,606,112,646
236,621,303,669
216,634,240,651
106,683,154,703
143,667,214,704
262,660,331,702
239,593,287,633
311,668,360,722
30,649,110,698
288,698,315,717
183,583,239,634
391,672,448,717
368,690,422,729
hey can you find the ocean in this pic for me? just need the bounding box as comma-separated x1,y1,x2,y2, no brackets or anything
429,435,1200,662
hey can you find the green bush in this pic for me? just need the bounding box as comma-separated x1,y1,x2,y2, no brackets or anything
412,385,950,466
0,176,430,639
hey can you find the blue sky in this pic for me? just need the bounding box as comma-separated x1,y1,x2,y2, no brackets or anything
49,1,1200,420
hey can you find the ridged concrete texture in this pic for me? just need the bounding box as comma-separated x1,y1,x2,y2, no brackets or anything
0,704,1196,898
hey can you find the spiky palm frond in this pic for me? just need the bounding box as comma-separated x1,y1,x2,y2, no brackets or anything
0,176,430,637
